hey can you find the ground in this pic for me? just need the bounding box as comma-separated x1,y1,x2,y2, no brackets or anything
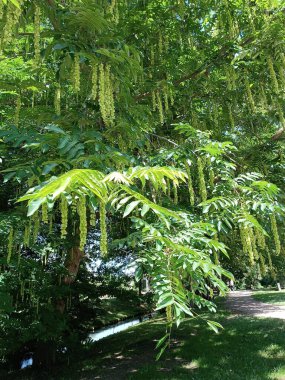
252,290,285,306
227,290,285,319
5,290,285,380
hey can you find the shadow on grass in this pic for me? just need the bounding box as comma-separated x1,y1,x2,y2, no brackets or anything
253,290,285,306
3,312,285,380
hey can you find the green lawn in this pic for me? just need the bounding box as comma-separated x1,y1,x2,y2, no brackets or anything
252,290,285,306
5,304,285,380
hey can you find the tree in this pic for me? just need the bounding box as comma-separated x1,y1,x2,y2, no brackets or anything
0,0,285,363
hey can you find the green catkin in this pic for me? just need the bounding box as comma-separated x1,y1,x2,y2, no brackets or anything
267,56,279,94
91,63,98,100
54,86,61,116
14,95,21,126
259,253,266,276
173,183,178,205
150,46,155,66
244,75,255,113
99,64,115,126
105,64,115,126
163,87,169,112
42,203,48,224
185,161,195,206
240,225,254,266
277,102,285,127
158,32,163,55
23,223,30,247
256,228,266,250
197,157,207,202
280,52,285,70
33,211,40,243
7,228,13,264
267,249,275,278
152,91,157,111
34,5,41,66
156,91,164,124
278,63,285,90
90,207,96,227
0,2,3,20
228,103,235,130
78,196,87,250
208,162,215,190
99,201,108,256
212,101,219,130
60,197,68,239
259,84,268,110
48,215,53,234
73,53,80,93
270,213,281,255
169,86,174,106
0,0,22,51
166,178,171,198
250,230,259,260
166,305,172,322
99,63,107,122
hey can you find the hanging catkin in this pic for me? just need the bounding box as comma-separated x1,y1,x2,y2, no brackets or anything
270,213,281,255
33,211,40,243
105,64,115,125
73,53,81,93
259,253,266,276
99,201,108,256
0,2,3,20
240,225,254,266
78,196,87,250
34,5,41,65
152,91,157,111
0,0,22,51
14,95,21,126
267,56,279,94
42,203,48,224
197,157,207,202
228,103,235,130
54,86,61,116
256,228,266,250
173,182,178,204
277,102,285,127
23,223,30,247
156,91,164,124
163,87,169,112
99,64,115,126
91,63,98,100
244,75,255,112
278,63,285,90
166,305,172,322
185,161,195,206
60,196,68,239
7,228,13,264
90,207,96,227
259,84,268,109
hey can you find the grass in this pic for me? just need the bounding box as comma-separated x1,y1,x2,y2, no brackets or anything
5,302,285,380
252,290,285,306
96,297,147,326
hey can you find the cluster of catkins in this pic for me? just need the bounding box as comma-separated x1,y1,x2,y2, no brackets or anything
0,0,23,52
152,87,174,125
99,63,115,126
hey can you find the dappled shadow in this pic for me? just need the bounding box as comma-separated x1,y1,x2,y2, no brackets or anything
71,313,285,380
226,290,285,319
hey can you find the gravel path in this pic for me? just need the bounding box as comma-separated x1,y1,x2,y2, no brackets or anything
226,290,285,319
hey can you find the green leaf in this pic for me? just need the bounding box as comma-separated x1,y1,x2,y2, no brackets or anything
123,200,141,217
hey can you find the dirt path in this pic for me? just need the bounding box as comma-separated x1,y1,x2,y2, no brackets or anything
226,290,285,319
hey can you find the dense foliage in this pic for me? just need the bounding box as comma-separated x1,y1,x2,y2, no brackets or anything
1,0,285,368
